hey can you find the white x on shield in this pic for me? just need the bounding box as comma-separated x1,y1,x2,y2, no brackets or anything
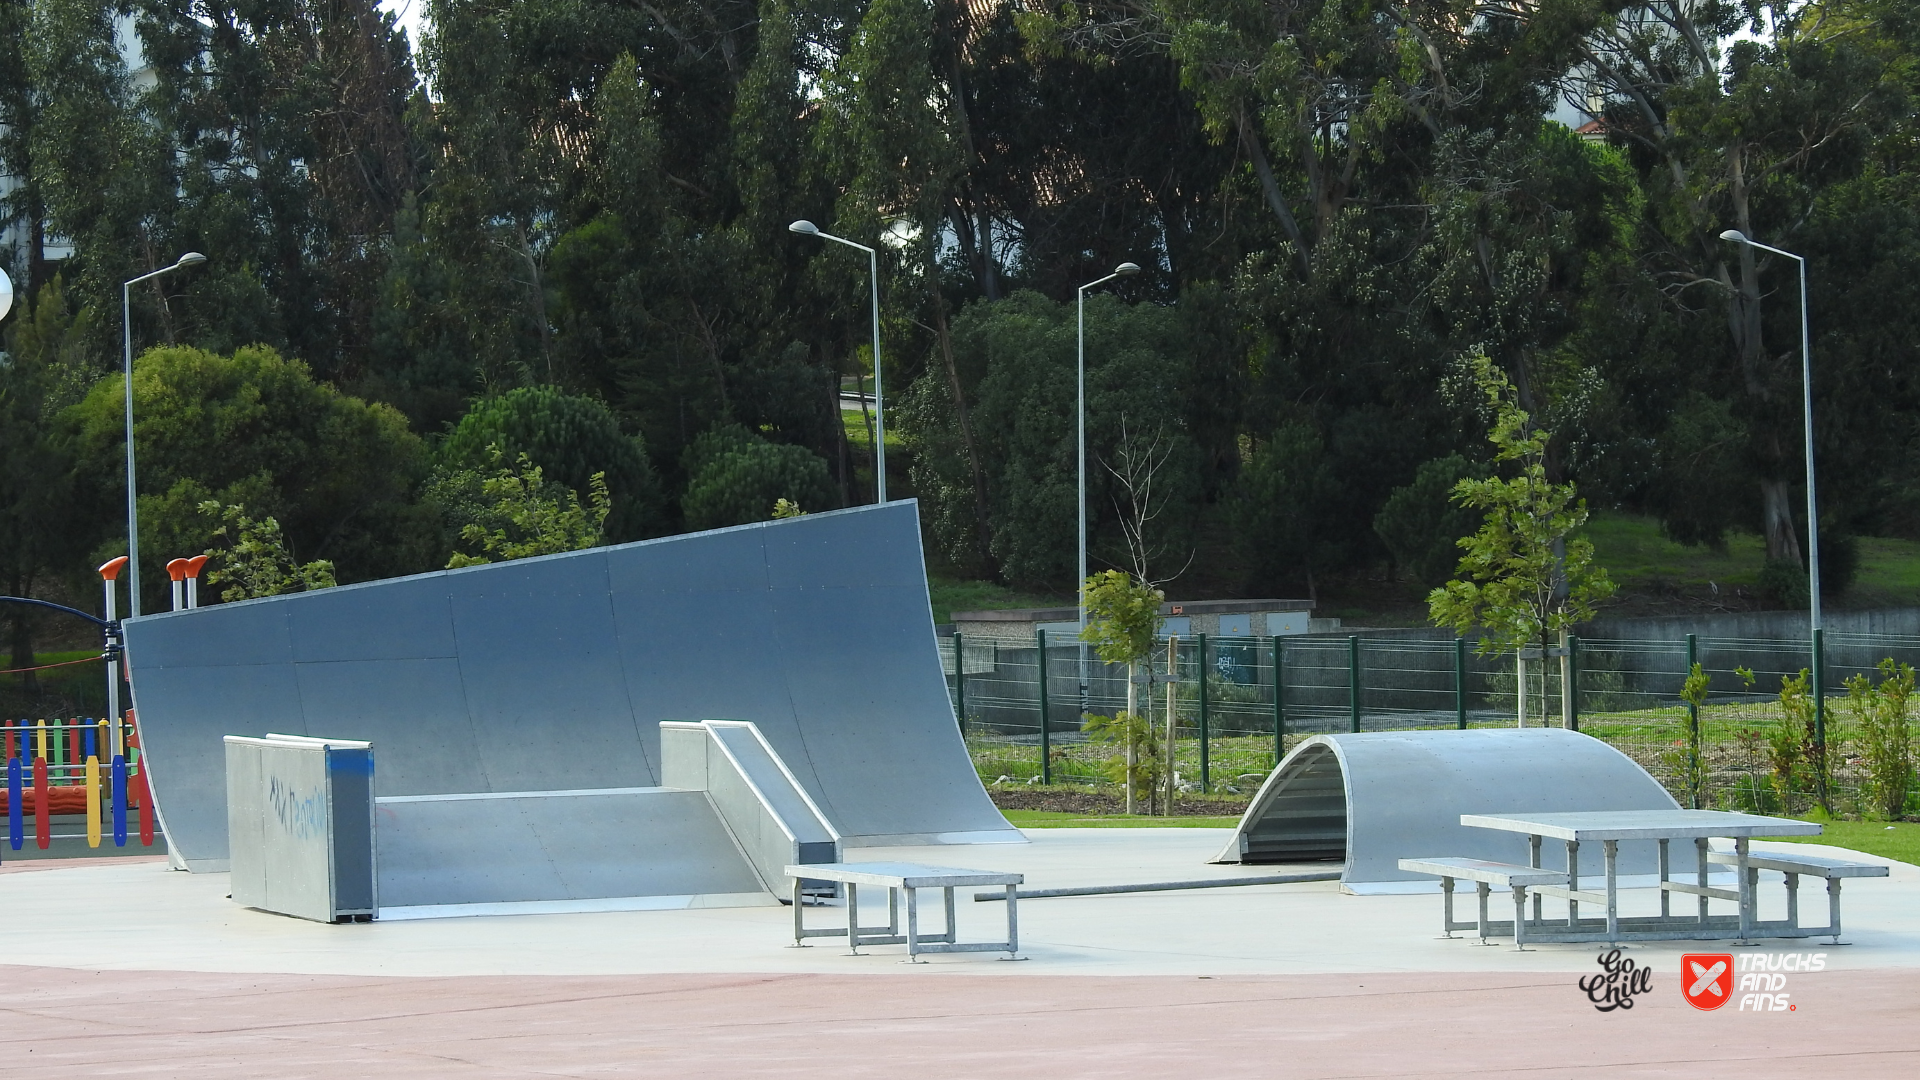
1689,960,1728,997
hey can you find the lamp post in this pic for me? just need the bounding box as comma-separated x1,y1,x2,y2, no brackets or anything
1077,262,1141,716
1077,262,1141,634
790,220,886,503
1720,227,1825,761
122,252,207,616
1718,230,1818,629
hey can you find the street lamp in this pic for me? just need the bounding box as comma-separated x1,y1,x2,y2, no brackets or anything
791,220,887,503
1721,227,1826,756
123,251,207,616
1718,229,1818,630
0,265,14,321
1077,262,1141,639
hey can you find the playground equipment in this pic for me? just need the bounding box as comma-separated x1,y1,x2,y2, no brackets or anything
3,712,157,853
122,502,1018,911
1213,728,1680,892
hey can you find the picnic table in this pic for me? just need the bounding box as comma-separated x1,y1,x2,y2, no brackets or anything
785,862,1024,962
1458,809,1826,944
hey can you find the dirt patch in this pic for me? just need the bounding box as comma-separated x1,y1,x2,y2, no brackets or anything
989,787,1249,817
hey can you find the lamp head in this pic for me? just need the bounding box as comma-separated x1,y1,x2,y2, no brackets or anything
1718,230,1748,244
788,220,820,236
175,251,208,267
0,265,12,321
1114,262,1142,277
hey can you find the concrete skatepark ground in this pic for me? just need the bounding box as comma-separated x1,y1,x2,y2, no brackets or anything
5,828,1919,1077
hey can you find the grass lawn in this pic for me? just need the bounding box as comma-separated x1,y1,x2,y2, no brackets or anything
1772,818,1920,866
931,577,1069,625
1581,512,1920,610
1001,809,1242,829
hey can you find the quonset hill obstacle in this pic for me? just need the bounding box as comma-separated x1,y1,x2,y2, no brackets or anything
1213,729,1680,893
122,501,1019,911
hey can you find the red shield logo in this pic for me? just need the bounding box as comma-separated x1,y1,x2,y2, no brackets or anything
1683,953,1735,1011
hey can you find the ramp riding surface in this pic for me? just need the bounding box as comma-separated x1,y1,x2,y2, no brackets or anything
122,501,1018,874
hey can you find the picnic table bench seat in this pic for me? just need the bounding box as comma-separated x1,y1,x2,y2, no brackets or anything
1397,857,1569,948
1705,849,1888,944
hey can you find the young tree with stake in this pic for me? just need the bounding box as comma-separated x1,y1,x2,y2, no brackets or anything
1430,351,1614,723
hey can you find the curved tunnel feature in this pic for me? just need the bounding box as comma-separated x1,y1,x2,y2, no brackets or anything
1233,743,1347,863
1216,729,1681,892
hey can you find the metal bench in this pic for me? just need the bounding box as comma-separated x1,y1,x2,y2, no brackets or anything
785,862,1024,962
1398,857,1570,950
1706,849,1889,944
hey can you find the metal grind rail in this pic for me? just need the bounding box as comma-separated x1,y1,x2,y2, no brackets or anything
973,870,1341,901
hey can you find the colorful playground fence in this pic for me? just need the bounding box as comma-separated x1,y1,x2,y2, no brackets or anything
2,711,155,853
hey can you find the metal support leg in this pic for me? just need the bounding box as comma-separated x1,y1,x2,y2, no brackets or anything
1785,872,1800,931
1696,838,1710,924
1828,878,1847,945
943,886,957,944
1735,837,1755,945
1603,840,1619,944
1476,882,1493,945
846,883,862,955
1512,886,1531,952
790,877,808,947
1566,839,1580,927
1529,835,1543,922
1002,883,1022,959
1440,876,1456,938
904,886,925,963
1659,838,1671,918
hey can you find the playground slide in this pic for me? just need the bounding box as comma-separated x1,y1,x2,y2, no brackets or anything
123,501,1019,874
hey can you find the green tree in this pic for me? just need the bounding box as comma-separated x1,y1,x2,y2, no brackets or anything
438,386,662,542
0,276,85,682
443,450,610,568
200,502,339,601
1080,568,1165,814
1429,352,1616,691
902,290,1202,588
681,425,838,531
1374,455,1493,586
62,343,432,610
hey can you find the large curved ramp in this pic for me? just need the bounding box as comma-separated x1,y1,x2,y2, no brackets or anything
123,501,1019,871
1215,729,1679,892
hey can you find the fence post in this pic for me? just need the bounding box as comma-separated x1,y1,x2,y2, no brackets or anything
1036,629,1051,785
1454,636,1468,729
1272,635,1286,765
952,630,966,733
1197,633,1210,793
1568,635,1581,732
1348,635,1362,733
1165,635,1178,815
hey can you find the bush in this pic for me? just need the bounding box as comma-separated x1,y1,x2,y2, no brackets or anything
1373,453,1491,584
438,387,662,542
681,425,837,530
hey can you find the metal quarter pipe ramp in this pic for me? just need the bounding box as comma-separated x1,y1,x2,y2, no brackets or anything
123,501,1020,886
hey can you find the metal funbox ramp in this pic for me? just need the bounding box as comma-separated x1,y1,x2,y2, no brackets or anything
375,719,839,917
122,501,1018,903
225,734,375,923
1214,729,1680,893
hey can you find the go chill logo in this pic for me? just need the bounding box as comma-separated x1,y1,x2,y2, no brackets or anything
1683,952,1825,1012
